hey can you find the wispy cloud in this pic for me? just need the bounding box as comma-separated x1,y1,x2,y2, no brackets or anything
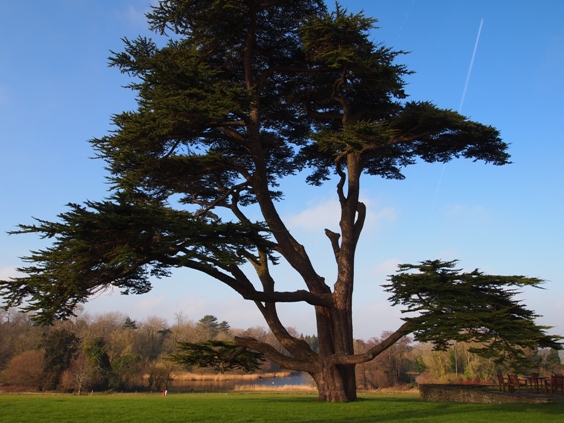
284,198,340,231
365,206,398,231
284,197,397,233
369,258,401,279
354,300,404,340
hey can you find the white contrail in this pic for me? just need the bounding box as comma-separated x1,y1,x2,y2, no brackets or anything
459,18,484,113
429,19,484,226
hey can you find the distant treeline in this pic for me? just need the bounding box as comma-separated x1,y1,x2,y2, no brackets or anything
0,309,561,392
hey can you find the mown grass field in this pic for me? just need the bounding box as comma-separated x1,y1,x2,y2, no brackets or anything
1,392,564,423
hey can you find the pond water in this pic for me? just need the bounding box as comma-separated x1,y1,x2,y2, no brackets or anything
169,372,311,392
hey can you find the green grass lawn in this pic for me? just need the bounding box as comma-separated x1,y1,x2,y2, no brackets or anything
1,392,563,423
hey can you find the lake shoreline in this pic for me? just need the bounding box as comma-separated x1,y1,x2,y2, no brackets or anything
169,370,294,381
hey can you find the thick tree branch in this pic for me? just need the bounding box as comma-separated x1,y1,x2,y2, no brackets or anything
254,300,315,360
335,158,347,203
325,229,340,260
234,336,314,372
251,161,329,297
177,256,332,307
216,124,247,144
242,7,321,291
244,289,333,307
332,68,350,122
353,202,366,244
333,321,414,365
193,182,249,218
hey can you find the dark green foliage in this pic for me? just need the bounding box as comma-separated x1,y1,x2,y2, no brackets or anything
414,355,427,373
0,0,555,401
0,0,509,322
122,317,138,330
0,194,274,325
109,354,141,391
197,315,230,339
169,340,265,373
544,348,562,372
40,328,80,390
1,0,509,327
84,337,112,390
383,260,562,364
144,327,172,362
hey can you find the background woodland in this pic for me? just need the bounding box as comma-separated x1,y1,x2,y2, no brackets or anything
1,309,561,393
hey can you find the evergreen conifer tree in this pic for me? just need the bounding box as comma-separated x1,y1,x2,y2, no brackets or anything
1,1,560,401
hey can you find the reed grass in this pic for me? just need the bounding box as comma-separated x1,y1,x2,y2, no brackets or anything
170,370,292,381
233,383,316,392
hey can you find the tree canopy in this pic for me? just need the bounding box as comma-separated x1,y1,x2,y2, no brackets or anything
169,340,265,373
0,0,559,402
383,260,561,366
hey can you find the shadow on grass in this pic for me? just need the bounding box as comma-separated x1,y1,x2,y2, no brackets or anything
213,393,564,423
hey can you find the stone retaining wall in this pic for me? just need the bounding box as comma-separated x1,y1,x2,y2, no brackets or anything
419,384,553,404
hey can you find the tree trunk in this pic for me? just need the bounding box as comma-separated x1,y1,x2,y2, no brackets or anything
311,363,357,402
310,153,362,403
311,304,358,402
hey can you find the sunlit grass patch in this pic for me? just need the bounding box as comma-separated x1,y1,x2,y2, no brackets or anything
1,392,564,423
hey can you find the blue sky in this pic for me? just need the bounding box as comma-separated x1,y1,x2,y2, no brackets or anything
1,1,563,340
